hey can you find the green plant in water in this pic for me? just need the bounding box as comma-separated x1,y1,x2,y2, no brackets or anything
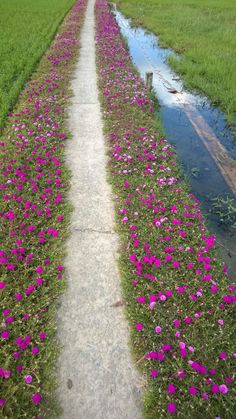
211,195,236,228
190,167,200,178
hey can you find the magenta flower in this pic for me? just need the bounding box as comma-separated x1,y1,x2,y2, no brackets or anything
32,393,42,404
25,375,33,384
1,330,10,339
150,369,158,378
188,386,197,395
155,326,162,333
32,347,39,355
135,323,143,331
167,403,177,414
219,384,228,394
219,352,228,359
167,383,176,394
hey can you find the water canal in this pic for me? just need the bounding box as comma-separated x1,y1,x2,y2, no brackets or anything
114,8,236,279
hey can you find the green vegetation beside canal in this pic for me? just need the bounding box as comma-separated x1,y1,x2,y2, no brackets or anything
117,0,236,127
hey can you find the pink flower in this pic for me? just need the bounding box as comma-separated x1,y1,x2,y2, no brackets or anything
137,296,145,304
155,326,162,334
0,281,6,289
167,383,176,394
211,384,219,393
150,369,158,378
1,330,10,339
32,393,42,404
219,384,228,394
173,319,181,328
167,403,177,414
4,370,11,379
32,347,39,355
135,323,143,331
219,352,228,359
209,369,216,376
25,375,33,384
0,399,5,407
188,386,197,395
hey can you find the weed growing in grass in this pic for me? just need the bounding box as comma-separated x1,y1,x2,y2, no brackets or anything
96,1,236,417
0,1,86,417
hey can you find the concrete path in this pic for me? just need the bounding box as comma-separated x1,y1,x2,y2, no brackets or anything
57,0,142,417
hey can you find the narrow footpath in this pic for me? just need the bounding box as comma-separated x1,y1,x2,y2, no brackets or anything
57,0,142,417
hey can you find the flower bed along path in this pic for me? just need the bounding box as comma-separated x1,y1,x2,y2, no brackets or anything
95,1,236,418
0,1,87,417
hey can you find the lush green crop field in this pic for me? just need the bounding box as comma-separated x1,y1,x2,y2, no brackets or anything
0,0,74,129
117,0,236,126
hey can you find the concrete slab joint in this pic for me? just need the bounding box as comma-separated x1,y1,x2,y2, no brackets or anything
57,0,142,418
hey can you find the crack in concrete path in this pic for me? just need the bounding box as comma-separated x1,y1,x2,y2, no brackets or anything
57,0,142,418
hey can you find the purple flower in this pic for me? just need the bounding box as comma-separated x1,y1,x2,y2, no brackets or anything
188,386,197,395
25,375,33,384
32,393,42,404
135,323,143,331
155,326,162,333
219,384,228,394
167,403,177,414
167,383,176,394
150,369,158,378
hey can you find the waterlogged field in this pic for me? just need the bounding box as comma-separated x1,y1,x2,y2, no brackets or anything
0,0,74,128
117,0,236,126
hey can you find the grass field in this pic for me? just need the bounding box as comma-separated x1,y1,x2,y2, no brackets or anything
0,0,75,129
117,0,236,126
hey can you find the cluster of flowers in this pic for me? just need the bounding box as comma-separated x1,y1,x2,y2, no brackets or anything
95,1,236,417
0,1,86,417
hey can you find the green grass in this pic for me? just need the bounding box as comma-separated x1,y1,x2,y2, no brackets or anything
0,0,75,129
117,0,236,126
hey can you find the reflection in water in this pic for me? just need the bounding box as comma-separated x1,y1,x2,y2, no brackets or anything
114,10,236,278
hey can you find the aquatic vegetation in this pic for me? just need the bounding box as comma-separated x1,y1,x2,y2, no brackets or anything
95,1,236,417
0,1,86,417
211,196,236,228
